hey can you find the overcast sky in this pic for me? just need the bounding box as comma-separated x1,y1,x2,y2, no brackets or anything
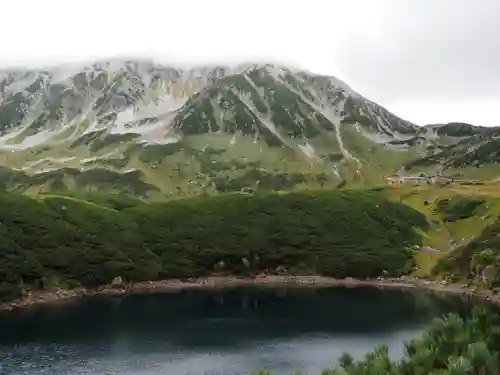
2,0,499,126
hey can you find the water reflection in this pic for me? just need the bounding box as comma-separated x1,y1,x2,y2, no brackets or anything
0,286,489,375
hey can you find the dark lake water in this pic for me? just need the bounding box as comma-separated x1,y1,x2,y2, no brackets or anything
0,286,488,375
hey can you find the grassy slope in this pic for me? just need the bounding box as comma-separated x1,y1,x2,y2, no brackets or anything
0,131,342,198
380,183,500,276
3,120,500,197
14,127,415,196
338,126,420,186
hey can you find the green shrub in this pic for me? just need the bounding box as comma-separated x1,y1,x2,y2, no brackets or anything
435,198,485,222
0,190,428,302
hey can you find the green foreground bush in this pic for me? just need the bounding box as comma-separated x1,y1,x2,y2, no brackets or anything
320,307,500,375
0,190,428,301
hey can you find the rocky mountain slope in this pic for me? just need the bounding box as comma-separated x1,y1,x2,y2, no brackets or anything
0,59,495,198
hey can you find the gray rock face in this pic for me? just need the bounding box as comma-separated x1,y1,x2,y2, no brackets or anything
111,276,124,287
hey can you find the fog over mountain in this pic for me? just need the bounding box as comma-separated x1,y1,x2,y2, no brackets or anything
2,0,499,126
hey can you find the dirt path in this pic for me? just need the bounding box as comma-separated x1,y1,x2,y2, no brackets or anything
0,275,495,312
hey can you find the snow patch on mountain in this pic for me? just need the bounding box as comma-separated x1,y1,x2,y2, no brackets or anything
276,75,362,170
298,142,317,159
0,129,56,151
236,90,289,146
139,134,179,145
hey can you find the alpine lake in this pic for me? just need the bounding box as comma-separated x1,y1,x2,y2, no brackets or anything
0,285,491,375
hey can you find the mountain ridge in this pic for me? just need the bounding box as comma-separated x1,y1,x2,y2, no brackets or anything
0,59,496,198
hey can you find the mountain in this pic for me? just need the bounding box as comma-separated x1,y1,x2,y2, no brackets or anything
0,59,496,198
404,123,500,178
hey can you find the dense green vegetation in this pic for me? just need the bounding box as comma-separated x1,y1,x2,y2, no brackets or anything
434,197,485,222
434,122,486,137
0,189,428,302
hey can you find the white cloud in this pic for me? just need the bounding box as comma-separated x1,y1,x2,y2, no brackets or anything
2,0,374,69
1,0,498,126
389,99,500,127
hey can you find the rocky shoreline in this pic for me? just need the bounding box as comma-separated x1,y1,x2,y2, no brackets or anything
0,275,496,312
